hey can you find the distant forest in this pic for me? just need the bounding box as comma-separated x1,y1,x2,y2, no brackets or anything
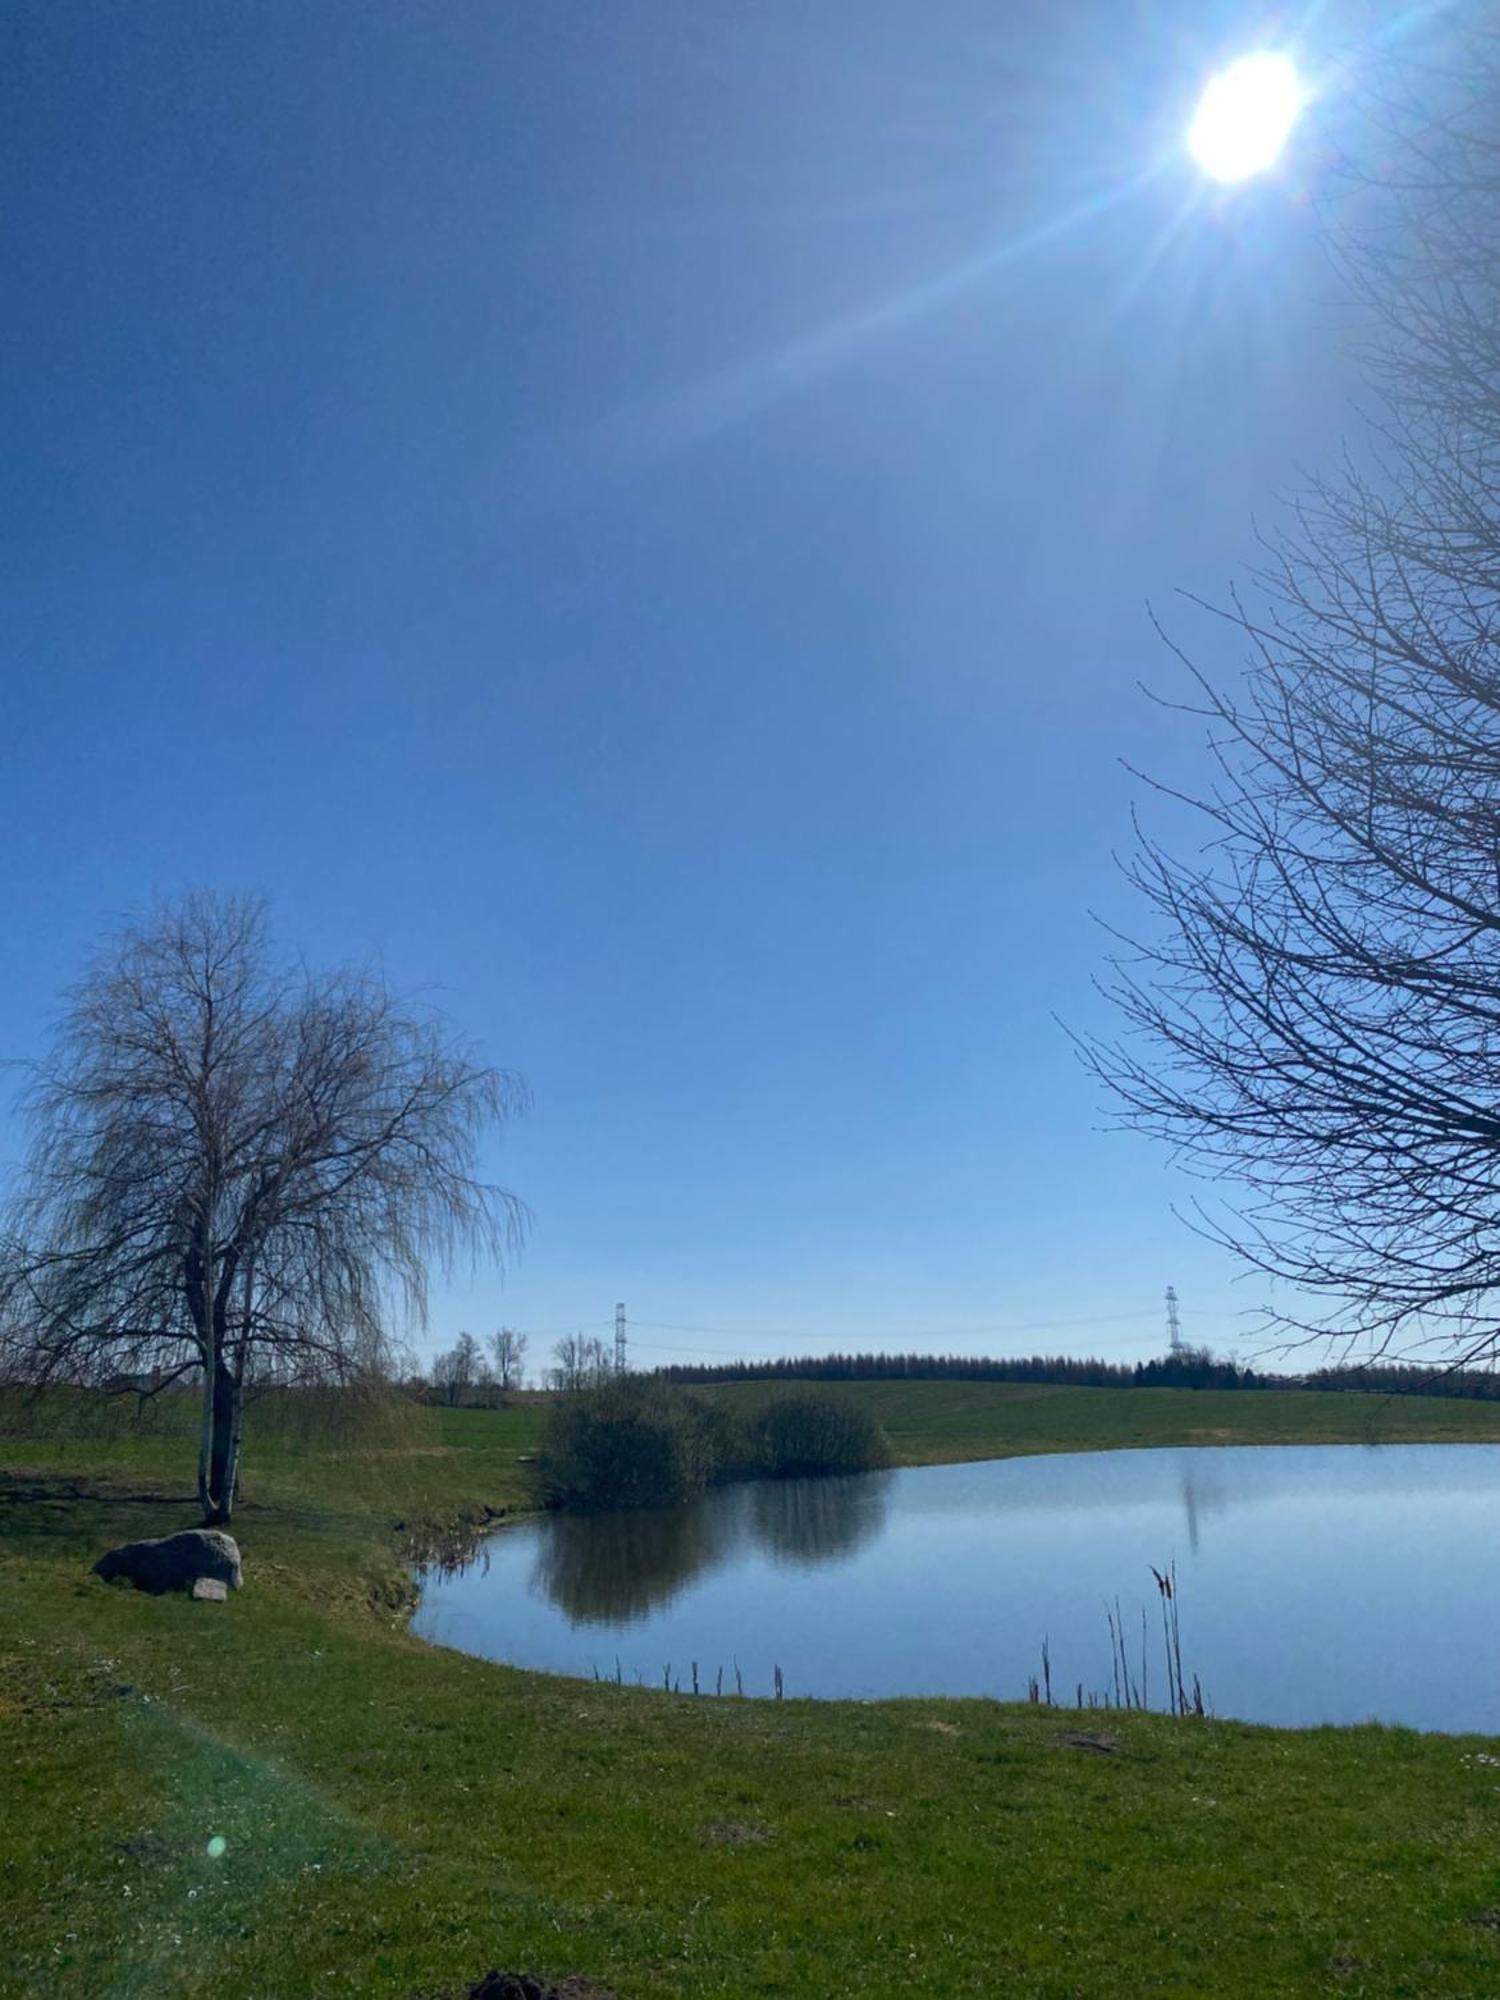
653,1348,1500,1401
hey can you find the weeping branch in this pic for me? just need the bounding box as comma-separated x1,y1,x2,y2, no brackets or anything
0,891,526,1519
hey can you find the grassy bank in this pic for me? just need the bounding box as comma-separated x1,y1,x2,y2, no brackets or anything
6,1385,1500,1997
755,1376,1500,1463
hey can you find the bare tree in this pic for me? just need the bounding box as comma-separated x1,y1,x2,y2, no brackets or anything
0,894,525,1521
490,1325,528,1391
1089,31,1500,1363
548,1332,611,1392
473,1341,498,1399
432,1331,484,1407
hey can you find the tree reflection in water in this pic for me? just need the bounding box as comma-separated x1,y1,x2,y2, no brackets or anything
749,1471,892,1568
530,1486,748,1624
1178,1471,1228,1556
531,1471,893,1623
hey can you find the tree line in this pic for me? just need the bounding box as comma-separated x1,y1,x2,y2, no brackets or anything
653,1348,1500,1400
424,1327,529,1405
655,1348,1271,1390
418,1328,615,1403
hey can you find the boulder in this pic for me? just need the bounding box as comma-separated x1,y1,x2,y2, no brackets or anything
94,1529,243,1595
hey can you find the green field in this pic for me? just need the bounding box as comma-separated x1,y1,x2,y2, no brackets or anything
6,1382,1500,1998
710,1375,1500,1462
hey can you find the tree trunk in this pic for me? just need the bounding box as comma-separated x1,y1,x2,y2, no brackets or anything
191,1250,216,1522
196,1344,216,1519
199,1358,240,1524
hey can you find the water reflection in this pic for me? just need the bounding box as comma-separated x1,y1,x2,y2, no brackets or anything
414,1445,1500,1728
526,1471,893,1622
531,1491,745,1624
1178,1471,1229,1554
749,1470,892,1567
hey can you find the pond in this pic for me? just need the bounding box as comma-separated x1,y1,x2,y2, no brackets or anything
413,1443,1500,1730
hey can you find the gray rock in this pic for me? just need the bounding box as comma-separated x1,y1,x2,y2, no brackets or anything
94,1528,243,1595
191,1577,229,1602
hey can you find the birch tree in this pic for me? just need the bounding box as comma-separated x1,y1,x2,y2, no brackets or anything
490,1325,528,1390
0,893,524,1521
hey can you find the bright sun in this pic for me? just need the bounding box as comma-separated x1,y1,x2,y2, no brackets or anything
1188,52,1304,183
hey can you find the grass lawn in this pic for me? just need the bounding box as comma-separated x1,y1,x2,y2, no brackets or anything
745,1376,1500,1463
6,1383,1500,1998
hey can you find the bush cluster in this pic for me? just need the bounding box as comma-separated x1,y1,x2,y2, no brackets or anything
748,1389,889,1478
537,1379,889,1510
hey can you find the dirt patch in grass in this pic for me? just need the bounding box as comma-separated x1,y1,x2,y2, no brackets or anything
1056,1730,1121,1754
118,1832,174,1866
699,1819,773,1848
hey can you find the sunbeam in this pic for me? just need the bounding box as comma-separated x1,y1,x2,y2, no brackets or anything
598,163,1166,463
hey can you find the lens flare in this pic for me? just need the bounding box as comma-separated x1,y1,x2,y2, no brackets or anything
1188,53,1304,183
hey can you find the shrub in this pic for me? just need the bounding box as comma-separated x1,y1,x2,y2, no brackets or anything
752,1389,891,1479
537,1379,889,1509
537,1378,736,1510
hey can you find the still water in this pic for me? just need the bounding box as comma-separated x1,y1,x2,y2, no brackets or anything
413,1445,1500,1730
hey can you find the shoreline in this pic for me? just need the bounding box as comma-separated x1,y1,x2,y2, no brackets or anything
399,1431,1500,1733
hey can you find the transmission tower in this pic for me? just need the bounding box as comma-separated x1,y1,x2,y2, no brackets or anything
1165,1285,1184,1357
615,1301,627,1376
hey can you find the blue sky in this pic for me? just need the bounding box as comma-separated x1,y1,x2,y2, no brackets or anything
2,3,1386,1373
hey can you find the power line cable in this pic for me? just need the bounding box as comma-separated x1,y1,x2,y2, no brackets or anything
503,1304,1259,1364
507,1321,615,1341
627,1323,1223,1359
626,1305,1253,1348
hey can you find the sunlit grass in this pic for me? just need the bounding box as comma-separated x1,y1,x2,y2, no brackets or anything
6,1384,1500,1995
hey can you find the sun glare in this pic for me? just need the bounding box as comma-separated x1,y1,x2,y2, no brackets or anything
1188,52,1304,183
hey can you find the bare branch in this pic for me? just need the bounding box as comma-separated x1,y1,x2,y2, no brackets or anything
1089,27,1500,1360
0,893,526,1519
